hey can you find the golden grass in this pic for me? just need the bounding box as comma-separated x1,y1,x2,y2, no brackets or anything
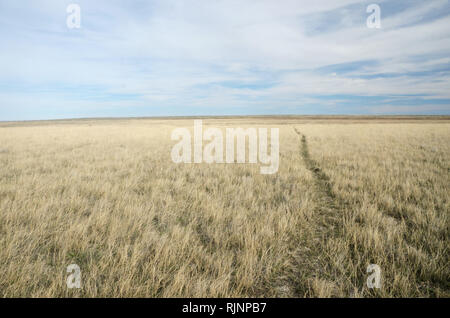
297,123,449,297
0,118,448,297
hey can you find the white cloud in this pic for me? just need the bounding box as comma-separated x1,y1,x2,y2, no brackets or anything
0,0,449,119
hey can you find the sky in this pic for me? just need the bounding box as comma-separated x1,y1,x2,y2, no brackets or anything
0,0,449,120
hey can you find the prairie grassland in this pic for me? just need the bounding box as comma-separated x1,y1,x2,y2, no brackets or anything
0,118,448,297
296,124,449,297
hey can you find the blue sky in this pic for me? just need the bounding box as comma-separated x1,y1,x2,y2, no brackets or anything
0,0,449,120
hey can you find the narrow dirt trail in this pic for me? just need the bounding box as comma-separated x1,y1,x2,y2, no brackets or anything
294,127,342,236
296,128,337,209
276,128,345,297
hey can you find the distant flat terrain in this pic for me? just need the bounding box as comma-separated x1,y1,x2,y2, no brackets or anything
1,115,449,127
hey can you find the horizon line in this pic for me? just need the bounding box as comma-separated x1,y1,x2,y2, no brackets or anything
2,114,450,123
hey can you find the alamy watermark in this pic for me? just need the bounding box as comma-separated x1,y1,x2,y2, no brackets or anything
367,4,381,29
171,120,279,174
66,264,82,289
366,264,381,289
66,4,81,29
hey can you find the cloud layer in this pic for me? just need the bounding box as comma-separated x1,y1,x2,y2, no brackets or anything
1,0,449,120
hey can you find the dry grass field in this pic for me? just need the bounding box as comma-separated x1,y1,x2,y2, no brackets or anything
0,117,448,297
